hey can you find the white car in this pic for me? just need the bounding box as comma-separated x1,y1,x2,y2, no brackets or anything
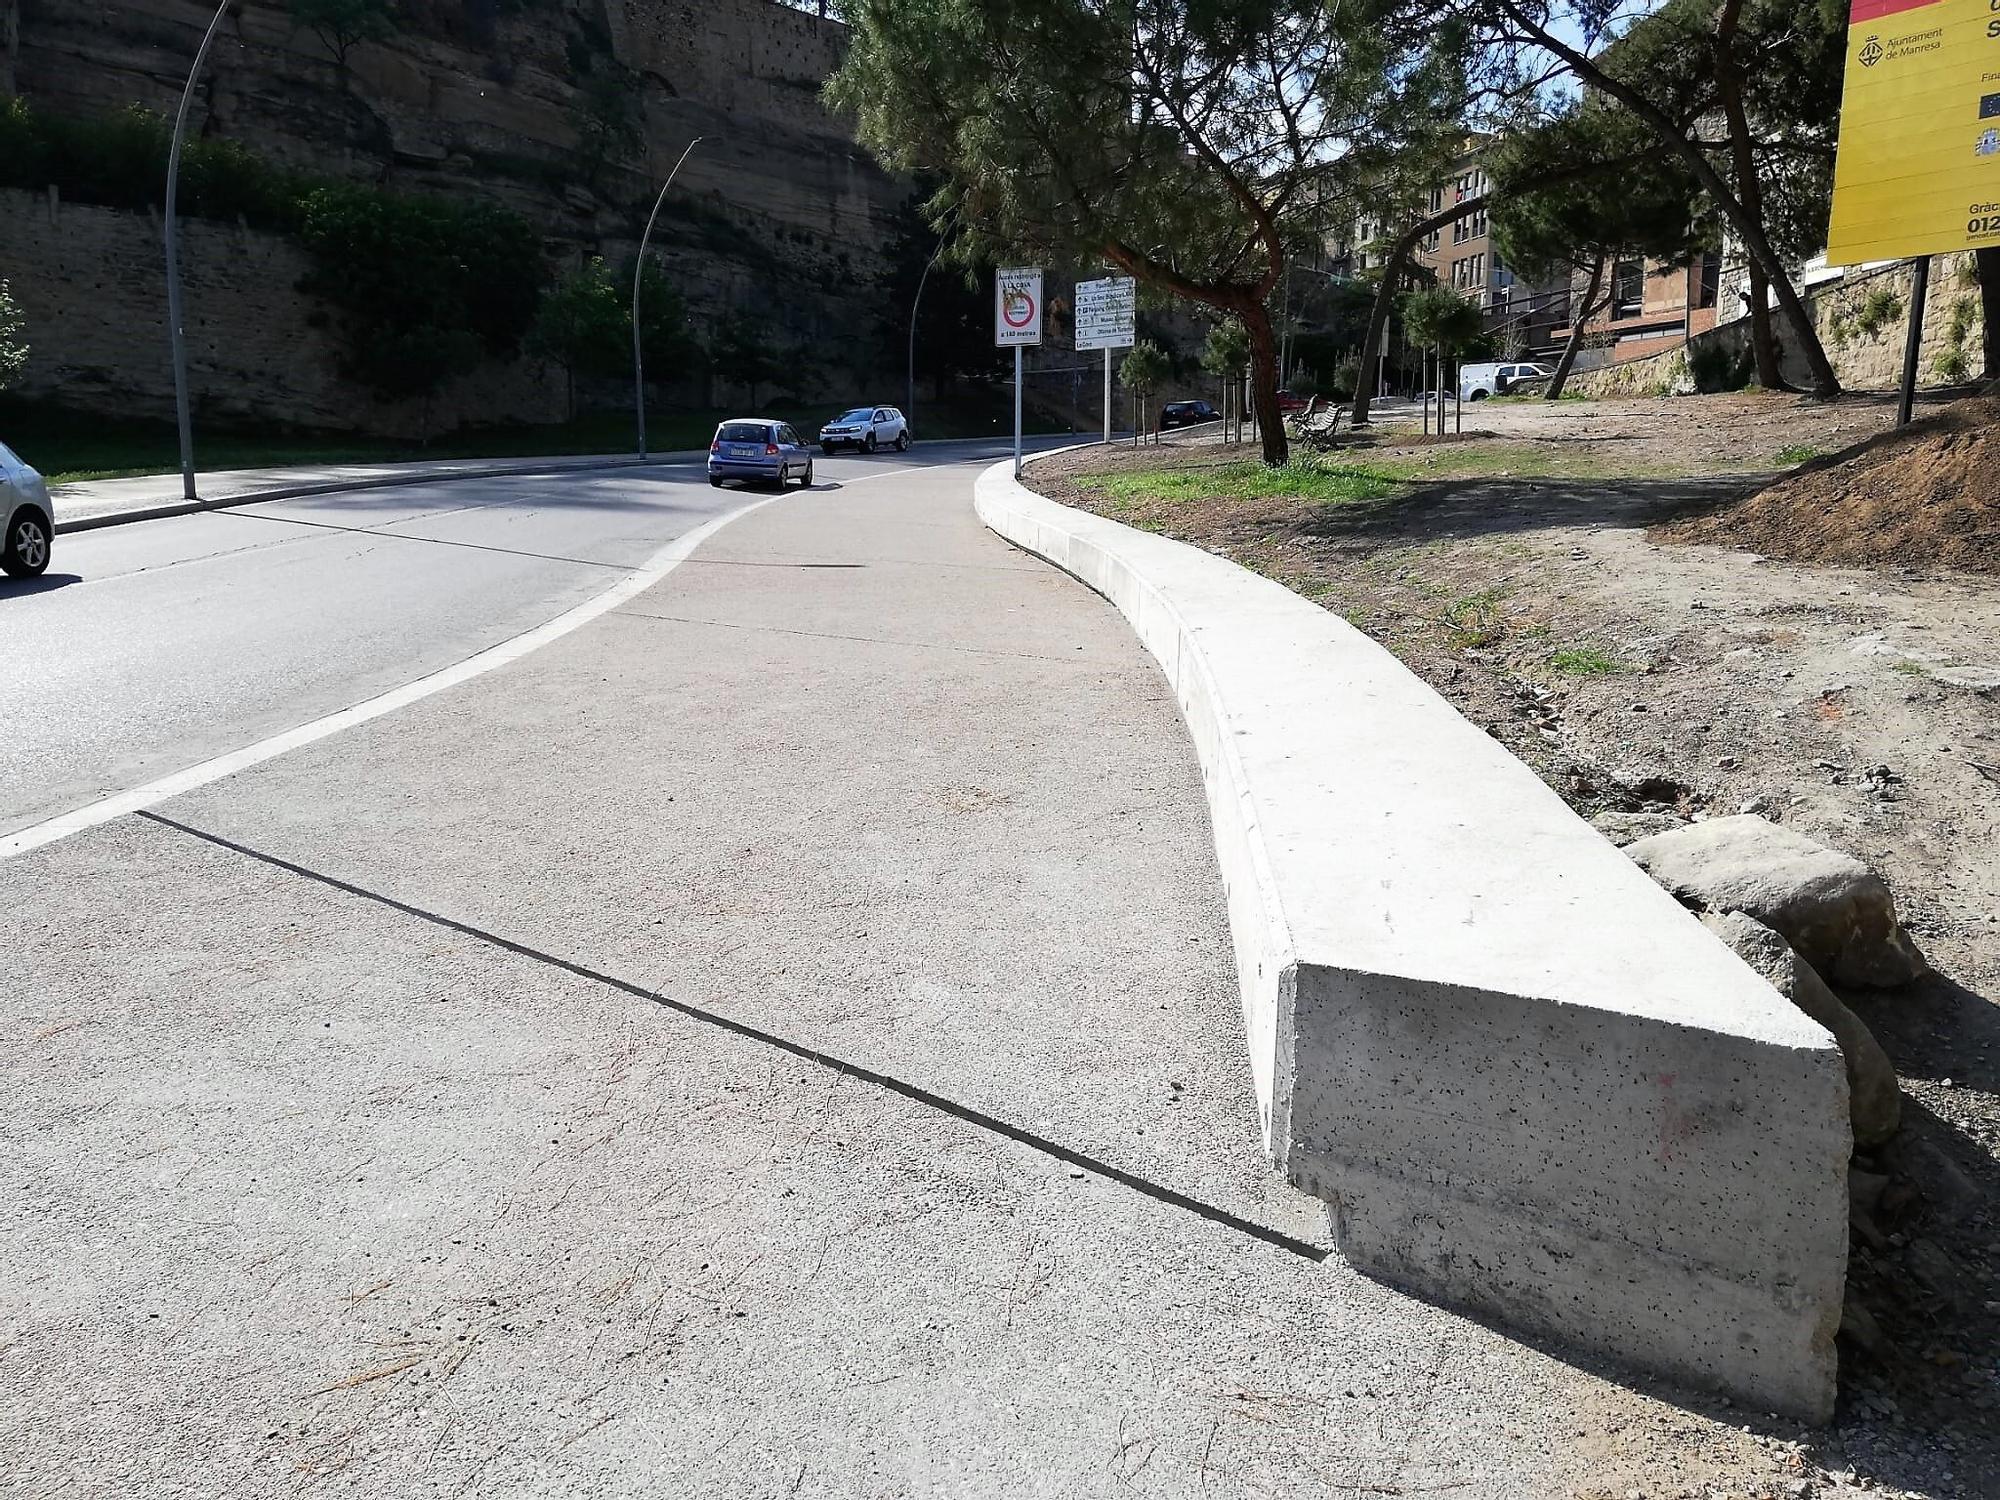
818,405,910,454
1,441,52,579
1459,361,1555,401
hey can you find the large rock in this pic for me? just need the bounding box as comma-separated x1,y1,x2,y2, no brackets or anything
1627,815,1927,988
1701,911,1902,1147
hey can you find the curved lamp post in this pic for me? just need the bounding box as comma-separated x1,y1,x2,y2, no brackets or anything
165,0,235,504
906,229,949,437
632,135,705,460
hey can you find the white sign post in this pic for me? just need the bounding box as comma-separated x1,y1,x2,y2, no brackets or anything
1073,276,1136,444
995,267,1043,477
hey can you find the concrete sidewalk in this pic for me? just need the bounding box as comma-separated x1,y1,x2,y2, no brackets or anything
50,449,700,529
1,460,1806,1497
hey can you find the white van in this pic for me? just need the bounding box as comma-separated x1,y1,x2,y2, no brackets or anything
1459,361,1554,401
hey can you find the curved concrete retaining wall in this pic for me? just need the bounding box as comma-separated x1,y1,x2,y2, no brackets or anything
975,459,1850,1420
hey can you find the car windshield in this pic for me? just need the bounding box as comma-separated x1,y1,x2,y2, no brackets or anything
718,423,768,443
833,409,871,424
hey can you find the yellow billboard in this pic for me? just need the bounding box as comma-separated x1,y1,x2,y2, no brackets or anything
1824,0,2000,265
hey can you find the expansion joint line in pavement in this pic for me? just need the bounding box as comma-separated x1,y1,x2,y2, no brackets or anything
611,610,1106,666
135,809,1327,1266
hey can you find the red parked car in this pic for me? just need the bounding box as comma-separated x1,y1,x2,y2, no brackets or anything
1275,389,1309,414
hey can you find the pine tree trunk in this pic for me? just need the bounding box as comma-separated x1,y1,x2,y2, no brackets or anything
1744,257,1783,388
1713,35,1788,390
1547,256,1604,400
1242,303,1288,465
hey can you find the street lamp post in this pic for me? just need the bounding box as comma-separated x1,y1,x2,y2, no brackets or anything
164,0,235,505
632,135,704,460
906,229,948,438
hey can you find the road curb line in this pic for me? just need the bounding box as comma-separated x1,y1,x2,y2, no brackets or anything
53,454,702,535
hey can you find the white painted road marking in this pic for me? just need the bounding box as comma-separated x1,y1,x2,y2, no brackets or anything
2,488,788,864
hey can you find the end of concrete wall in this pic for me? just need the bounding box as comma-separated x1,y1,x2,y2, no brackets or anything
975,458,1849,1421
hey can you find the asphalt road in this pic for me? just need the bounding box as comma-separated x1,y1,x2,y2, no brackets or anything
0,439,1030,839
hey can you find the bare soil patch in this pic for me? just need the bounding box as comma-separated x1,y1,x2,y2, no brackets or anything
1668,395,2000,573
1028,389,2000,1499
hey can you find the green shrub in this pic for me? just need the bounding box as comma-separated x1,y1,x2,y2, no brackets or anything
0,280,26,390
296,185,545,402
0,99,306,228
1687,338,1751,393
1851,286,1903,339
1933,345,1971,384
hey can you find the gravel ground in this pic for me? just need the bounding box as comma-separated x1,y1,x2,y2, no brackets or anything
1027,390,2000,1499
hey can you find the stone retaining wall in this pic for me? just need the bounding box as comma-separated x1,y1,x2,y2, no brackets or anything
1561,253,1981,398
2,0,902,435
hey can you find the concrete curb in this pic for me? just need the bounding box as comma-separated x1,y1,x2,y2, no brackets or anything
53,453,698,535
976,456,1849,1420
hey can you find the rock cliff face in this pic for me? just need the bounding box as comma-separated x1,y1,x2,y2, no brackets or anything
1,0,906,434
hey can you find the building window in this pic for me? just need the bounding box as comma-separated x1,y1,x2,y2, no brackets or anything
1696,251,1721,309
1452,252,1485,290
1612,258,1643,319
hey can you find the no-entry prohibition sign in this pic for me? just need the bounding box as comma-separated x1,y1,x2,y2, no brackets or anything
994,267,1044,346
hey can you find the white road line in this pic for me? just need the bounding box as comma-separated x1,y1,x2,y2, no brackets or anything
1,488,790,864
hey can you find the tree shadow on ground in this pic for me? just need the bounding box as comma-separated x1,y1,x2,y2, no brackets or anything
1297,473,1765,556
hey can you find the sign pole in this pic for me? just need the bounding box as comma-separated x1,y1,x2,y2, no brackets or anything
1896,256,1930,428
1013,346,1024,478
1102,349,1112,443
995,265,1043,476
165,0,236,505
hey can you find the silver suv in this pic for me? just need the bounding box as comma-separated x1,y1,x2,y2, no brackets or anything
818,406,910,454
1,442,53,579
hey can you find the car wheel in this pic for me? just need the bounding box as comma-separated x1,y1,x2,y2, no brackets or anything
864,432,878,453
797,463,814,488
2,508,51,578
709,476,724,488
1469,389,1488,401
895,431,909,451
822,443,835,455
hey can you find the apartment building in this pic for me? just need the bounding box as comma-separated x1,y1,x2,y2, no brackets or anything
1552,251,1725,365
1330,143,1572,355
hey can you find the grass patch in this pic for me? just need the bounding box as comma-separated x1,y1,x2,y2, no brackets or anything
1353,440,1690,482
1548,645,1631,676
1774,443,1822,466
1080,456,1402,508
1079,437,1700,503
1443,585,1511,649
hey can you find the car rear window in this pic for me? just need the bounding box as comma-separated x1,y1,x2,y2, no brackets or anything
718,423,767,443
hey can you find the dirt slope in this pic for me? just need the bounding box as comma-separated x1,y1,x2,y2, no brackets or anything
1668,395,2000,571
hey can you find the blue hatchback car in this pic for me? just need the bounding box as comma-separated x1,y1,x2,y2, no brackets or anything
708,419,815,489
